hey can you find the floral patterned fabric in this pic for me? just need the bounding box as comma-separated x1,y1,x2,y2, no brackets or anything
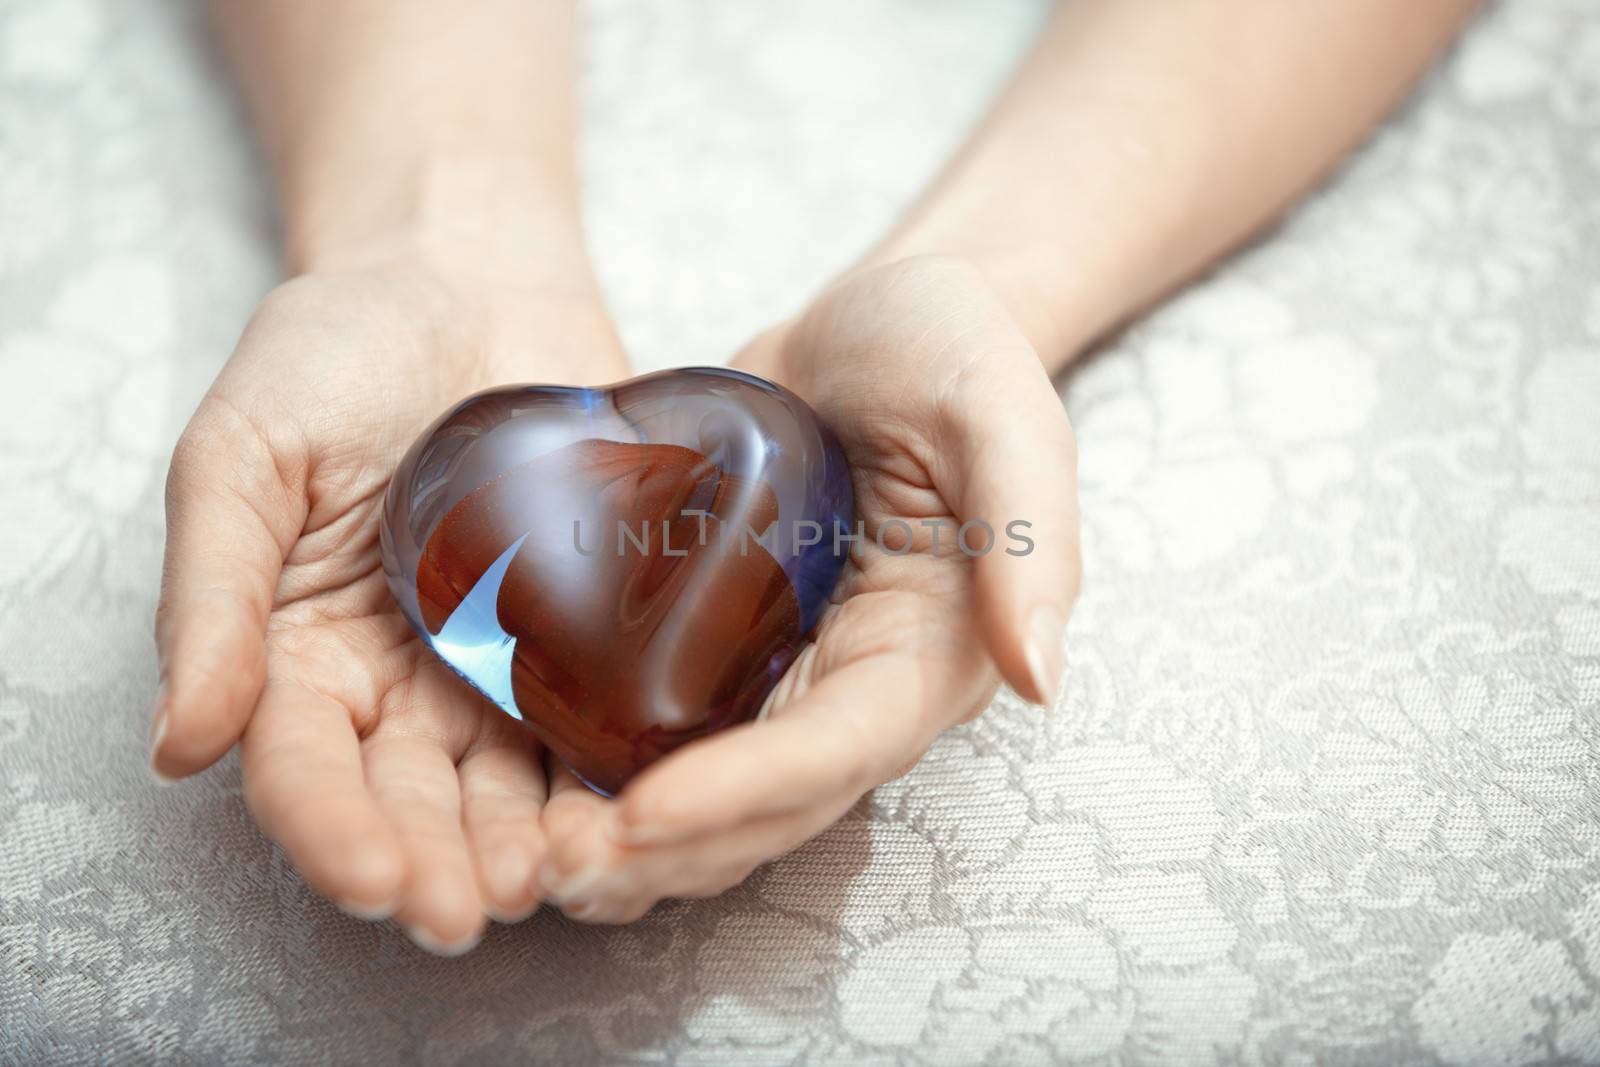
3,0,1599,1062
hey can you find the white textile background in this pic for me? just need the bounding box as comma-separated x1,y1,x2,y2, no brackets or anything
3,0,1599,1063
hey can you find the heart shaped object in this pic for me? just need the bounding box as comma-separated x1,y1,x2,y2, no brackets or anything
380,367,854,795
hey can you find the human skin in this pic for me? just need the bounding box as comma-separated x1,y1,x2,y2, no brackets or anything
152,0,625,953
531,0,1480,922
154,0,1479,943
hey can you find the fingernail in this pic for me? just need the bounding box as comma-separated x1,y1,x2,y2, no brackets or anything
1023,604,1065,707
341,845,404,919
485,899,541,924
493,847,533,899
609,808,656,848
484,847,534,920
563,900,602,922
148,700,175,785
539,865,606,904
336,896,397,922
404,924,481,958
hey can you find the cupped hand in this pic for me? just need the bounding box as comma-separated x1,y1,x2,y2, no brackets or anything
537,255,1081,922
151,256,629,952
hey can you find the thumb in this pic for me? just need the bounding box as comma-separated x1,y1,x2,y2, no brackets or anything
938,334,1081,708
152,396,302,780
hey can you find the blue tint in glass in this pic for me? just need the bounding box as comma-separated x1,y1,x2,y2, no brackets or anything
380,367,854,794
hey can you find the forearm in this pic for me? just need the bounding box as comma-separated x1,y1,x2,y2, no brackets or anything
212,0,591,288
865,0,1479,369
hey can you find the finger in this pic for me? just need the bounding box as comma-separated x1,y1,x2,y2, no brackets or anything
938,341,1081,707
153,397,305,780
241,680,404,917
546,789,860,924
537,760,617,904
364,729,486,955
614,643,953,849
537,765,617,918
457,716,548,922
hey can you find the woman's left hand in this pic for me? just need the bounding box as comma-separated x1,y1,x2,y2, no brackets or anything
535,255,1082,923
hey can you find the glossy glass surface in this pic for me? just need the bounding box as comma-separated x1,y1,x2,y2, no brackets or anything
380,367,854,794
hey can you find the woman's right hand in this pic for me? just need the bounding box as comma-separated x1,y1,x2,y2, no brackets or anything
150,253,629,954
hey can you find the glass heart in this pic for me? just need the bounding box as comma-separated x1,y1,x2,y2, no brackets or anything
380,367,854,795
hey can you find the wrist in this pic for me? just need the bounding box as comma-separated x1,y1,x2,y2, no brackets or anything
858,241,1090,371
270,229,618,387
755,247,1092,392
285,153,596,297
